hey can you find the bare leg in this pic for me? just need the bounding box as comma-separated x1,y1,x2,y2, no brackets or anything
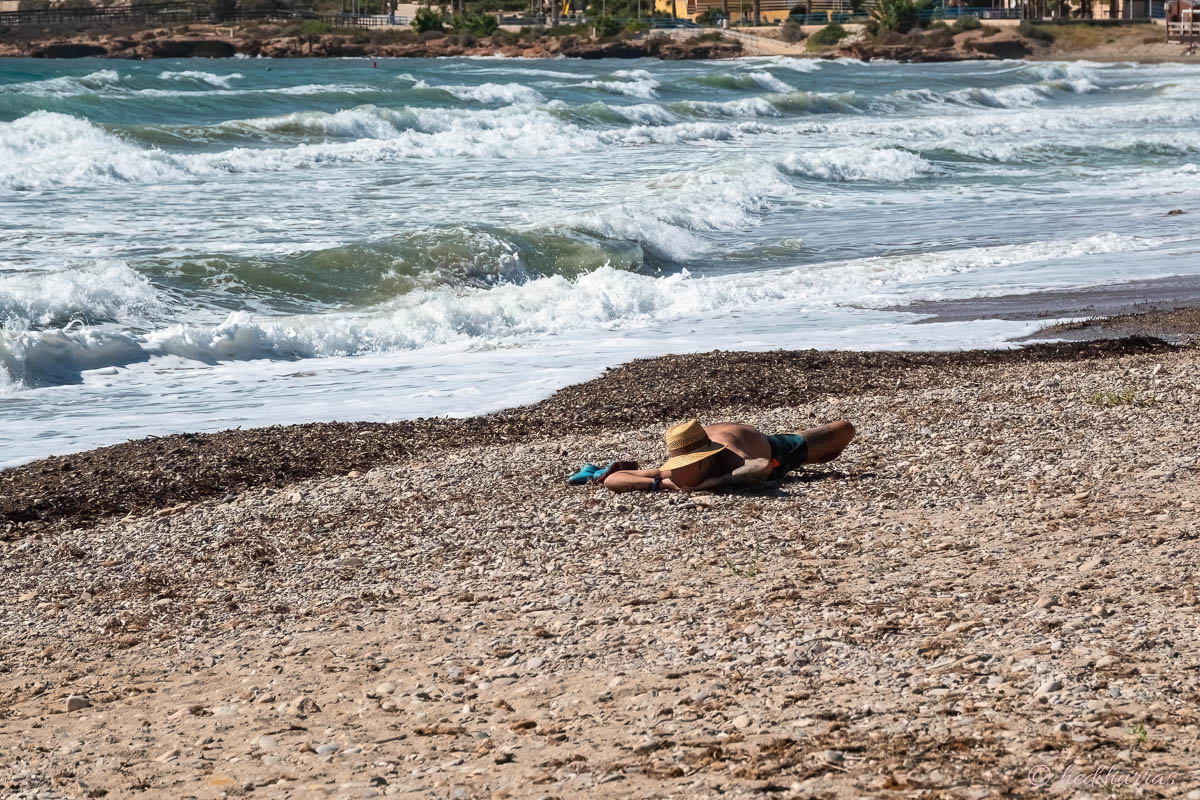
800,420,855,464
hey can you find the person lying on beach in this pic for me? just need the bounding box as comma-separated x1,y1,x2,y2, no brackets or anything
587,418,855,493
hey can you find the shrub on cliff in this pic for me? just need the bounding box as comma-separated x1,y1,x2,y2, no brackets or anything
300,20,330,35
412,6,445,32
922,24,953,46
950,13,980,32
780,17,806,42
371,27,417,43
867,0,918,34
1018,19,1055,41
694,8,719,24
451,13,498,35
807,22,846,45
591,15,621,37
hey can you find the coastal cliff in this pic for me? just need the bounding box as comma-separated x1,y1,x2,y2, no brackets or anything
0,24,744,59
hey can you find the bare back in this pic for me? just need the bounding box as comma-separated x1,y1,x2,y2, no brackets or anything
704,422,772,475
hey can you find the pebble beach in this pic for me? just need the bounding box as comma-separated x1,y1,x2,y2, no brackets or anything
2,316,1198,799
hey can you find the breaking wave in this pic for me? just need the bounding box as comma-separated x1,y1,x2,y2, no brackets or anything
779,146,934,182
0,233,1155,389
158,70,244,89
0,262,166,332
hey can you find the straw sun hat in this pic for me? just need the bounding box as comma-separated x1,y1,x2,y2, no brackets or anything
659,419,727,472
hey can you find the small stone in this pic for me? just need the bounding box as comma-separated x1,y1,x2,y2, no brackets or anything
315,743,339,756
347,470,363,478
254,735,278,751
1034,595,1059,610
820,749,845,765
634,736,664,754
376,682,396,696
66,695,91,712
731,714,751,730
155,748,180,763
1036,679,1063,696
1095,655,1118,669
283,696,320,717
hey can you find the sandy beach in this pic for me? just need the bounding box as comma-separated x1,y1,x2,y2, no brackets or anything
2,306,1198,798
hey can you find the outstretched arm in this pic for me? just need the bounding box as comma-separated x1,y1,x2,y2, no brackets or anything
600,469,683,494
691,458,773,492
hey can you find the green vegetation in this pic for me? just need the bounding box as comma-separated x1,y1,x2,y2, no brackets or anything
624,18,649,33
807,22,847,45
694,8,720,24
412,6,445,32
950,13,980,32
1087,388,1154,408
869,0,920,34
692,30,728,42
543,21,588,35
589,15,621,37
299,20,331,35
780,17,806,42
789,0,809,13
1018,18,1055,41
725,557,760,578
1130,723,1149,746
450,12,499,35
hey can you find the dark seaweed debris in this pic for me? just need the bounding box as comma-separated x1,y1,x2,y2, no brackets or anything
0,336,1173,533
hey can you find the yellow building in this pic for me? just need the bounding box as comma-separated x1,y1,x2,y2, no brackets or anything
656,0,828,23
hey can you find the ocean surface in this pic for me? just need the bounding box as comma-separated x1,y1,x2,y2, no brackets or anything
2,55,1199,466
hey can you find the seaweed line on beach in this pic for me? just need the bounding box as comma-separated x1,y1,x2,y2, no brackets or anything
0,335,1174,534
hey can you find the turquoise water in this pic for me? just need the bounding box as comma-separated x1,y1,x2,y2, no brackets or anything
2,55,1199,464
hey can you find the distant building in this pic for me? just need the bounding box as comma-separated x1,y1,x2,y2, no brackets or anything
658,0,863,24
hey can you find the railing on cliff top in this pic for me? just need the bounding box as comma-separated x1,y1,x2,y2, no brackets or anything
779,6,1022,24
0,2,400,28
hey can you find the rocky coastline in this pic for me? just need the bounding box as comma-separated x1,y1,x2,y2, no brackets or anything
0,23,743,59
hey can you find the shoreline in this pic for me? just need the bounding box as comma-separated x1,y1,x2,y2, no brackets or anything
0,315,1185,534
3,282,1197,531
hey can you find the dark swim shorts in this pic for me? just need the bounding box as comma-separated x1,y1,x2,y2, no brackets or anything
765,433,808,481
